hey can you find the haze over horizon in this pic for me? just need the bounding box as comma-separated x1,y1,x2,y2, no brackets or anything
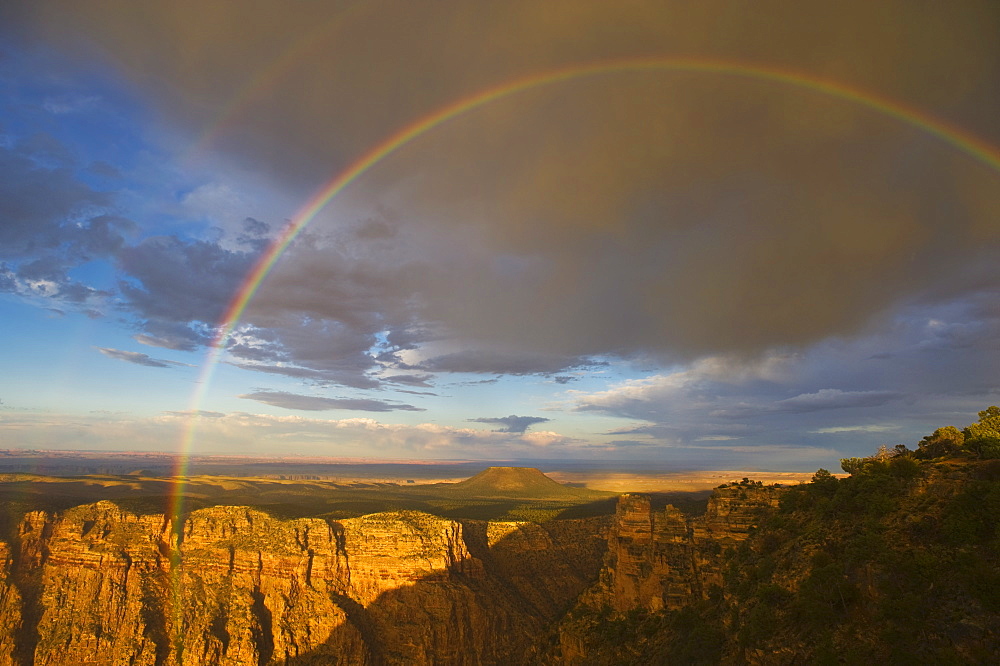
0,1,998,470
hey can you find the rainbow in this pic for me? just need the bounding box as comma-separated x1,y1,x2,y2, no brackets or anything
169,55,1000,519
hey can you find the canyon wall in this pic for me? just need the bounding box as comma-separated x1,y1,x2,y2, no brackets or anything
550,483,785,663
601,484,784,613
0,484,783,664
0,502,607,665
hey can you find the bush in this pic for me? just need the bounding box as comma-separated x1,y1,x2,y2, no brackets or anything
967,436,1000,459
888,456,921,479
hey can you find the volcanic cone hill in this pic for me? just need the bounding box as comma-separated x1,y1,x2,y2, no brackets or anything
442,466,610,499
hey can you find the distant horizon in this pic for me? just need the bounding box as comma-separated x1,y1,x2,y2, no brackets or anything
0,446,841,475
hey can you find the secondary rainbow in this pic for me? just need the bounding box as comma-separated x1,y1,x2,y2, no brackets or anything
217,56,1000,346
169,55,1000,519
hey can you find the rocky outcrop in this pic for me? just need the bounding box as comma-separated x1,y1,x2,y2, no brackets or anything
0,502,608,665
0,542,21,666
548,483,786,662
600,484,784,614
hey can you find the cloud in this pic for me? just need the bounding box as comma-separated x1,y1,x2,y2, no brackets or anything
0,409,582,456
382,374,435,387
418,350,599,376
469,415,551,433
97,347,192,368
810,424,900,434
117,235,258,324
0,136,136,314
134,324,211,352
572,353,796,421
163,410,225,418
772,389,902,414
12,0,998,371
238,390,424,412
42,93,100,114
0,143,107,257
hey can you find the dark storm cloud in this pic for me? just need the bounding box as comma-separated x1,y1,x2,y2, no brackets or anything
0,266,16,293
226,318,387,389
239,390,424,412
235,217,272,252
118,236,257,324
15,256,67,282
353,218,397,241
9,1,1000,377
134,320,212,352
16,132,75,167
229,362,380,391
97,347,191,368
382,374,435,388
0,140,131,308
707,389,904,420
605,440,657,448
470,415,551,434
418,350,598,376
571,294,1000,460
86,161,122,179
112,229,387,378
56,281,105,304
772,389,903,414
0,145,108,257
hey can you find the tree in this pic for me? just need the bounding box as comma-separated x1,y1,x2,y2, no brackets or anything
915,426,965,459
964,407,1000,459
813,468,837,486
965,406,1000,441
840,458,866,476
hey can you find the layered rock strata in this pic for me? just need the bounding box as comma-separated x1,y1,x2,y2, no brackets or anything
0,502,607,665
601,484,783,613
550,483,785,662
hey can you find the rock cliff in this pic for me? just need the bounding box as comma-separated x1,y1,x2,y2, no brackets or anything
602,483,783,614
0,502,608,665
548,482,785,662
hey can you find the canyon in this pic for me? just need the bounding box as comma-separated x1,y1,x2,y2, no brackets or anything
6,462,993,664
0,469,778,665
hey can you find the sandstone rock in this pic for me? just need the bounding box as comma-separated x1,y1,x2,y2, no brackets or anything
549,483,786,662
0,502,609,665
0,541,22,666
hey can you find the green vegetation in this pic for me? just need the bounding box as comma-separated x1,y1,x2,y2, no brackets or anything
903,406,1000,461
557,599,727,665
550,407,1000,663
836,407,1000,479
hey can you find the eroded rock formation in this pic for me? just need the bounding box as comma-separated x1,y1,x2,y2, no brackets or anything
549,483,785,663
598,484,784,614
0,502,608,665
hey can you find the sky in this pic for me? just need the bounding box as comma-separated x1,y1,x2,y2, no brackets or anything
0,1,998,470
